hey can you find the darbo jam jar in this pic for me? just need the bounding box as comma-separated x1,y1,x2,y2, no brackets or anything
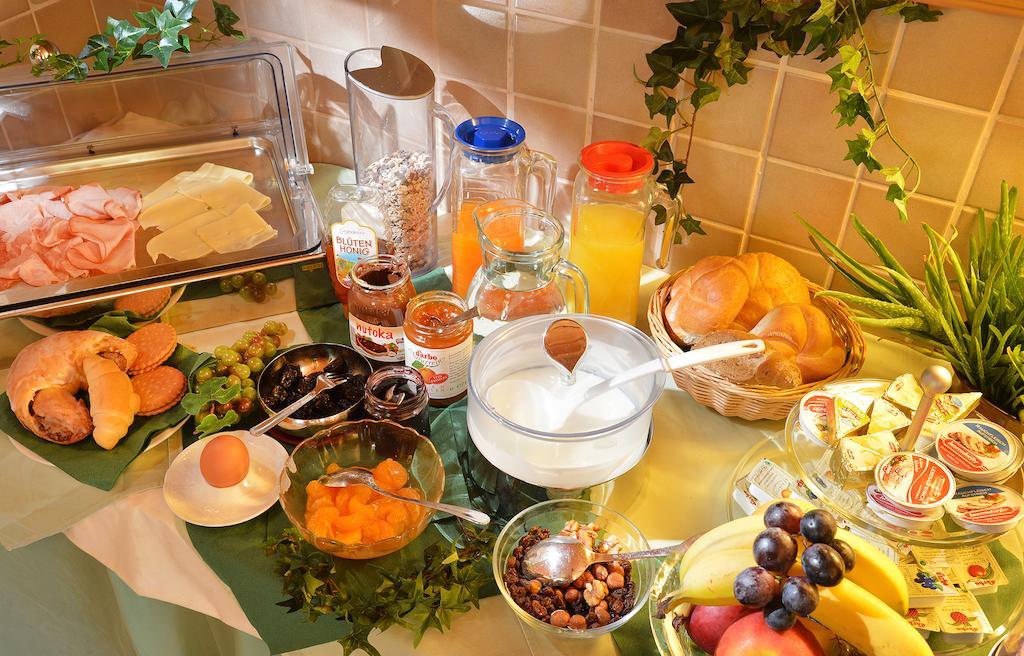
348,254,416,364
404,290,474,405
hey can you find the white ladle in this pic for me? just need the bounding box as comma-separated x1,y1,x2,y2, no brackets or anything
560,339,765,417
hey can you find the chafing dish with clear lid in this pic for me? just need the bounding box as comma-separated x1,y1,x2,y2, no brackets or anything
0,41,321,318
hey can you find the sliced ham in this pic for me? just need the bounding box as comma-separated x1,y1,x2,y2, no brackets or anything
0,183,140,290
64,184,142,221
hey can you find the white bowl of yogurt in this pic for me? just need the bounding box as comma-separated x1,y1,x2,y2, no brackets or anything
467,314,666,490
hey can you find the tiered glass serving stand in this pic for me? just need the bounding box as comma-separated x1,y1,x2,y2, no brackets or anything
650,378,1024,656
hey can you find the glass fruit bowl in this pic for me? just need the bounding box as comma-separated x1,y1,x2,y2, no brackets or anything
492,499,654,639
278,419,444,559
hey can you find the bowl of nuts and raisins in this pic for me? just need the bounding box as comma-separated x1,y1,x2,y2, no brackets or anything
492,499,654,638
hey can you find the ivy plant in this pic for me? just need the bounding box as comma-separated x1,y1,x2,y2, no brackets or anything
0,0,243,82
642,0,942,238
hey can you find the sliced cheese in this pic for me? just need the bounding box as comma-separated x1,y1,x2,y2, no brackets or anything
139,194,210,230
197,204,277,254
869,398,911,434
146,210,219,261
188,179,270,216
143,171,190,206
176,163,255,196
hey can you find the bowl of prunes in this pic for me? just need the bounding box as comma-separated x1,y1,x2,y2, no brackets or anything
257,343,371,439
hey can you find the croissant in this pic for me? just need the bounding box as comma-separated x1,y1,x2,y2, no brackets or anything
82,355,140,450
6,330,138,444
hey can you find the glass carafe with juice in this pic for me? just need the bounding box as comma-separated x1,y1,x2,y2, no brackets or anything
450,117,556,298
466,206,588,337
568,141,679,325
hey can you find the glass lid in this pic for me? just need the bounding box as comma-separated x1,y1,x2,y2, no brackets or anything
0,41,321,318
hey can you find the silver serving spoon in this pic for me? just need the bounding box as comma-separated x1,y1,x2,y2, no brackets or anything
523,533,703,587
899,365,953,452
318,467,491,526
250,372,347,437
543,318,588,385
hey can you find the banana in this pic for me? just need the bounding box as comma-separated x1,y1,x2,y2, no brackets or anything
669,549,930,656
813,579,931,656
677,500,908,614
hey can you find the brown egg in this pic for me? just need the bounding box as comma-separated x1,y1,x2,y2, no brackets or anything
199,434,250,488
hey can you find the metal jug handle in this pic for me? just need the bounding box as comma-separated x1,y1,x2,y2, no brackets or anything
430,102,458,216
525,149,558,214
554,259,590,314
653,188,682,270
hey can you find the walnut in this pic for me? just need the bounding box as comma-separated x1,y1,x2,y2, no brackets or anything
583,579,609,606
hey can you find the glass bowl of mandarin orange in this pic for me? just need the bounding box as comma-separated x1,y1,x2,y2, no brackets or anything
278,419,444,559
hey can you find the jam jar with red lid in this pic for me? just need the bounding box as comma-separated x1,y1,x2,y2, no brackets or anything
348,254,416,365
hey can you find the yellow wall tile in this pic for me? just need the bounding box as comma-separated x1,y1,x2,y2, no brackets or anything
679,139,757,229
594,29,661,124
436,0,507,88
692,65,776,151
769,75,858,176
515,0,592,22
869,96,986,201
967,120,1024,215
305,0,368,51
599,0,677,41
751,162,854,245
840,185,954,279
513,14,592,106
889,8,1022,110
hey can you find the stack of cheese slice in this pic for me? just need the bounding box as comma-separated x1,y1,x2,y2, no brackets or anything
142,163,278,262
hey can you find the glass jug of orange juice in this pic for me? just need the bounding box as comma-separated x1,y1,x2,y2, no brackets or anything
466,206,588,337
568,141,679,325
450,117,556,298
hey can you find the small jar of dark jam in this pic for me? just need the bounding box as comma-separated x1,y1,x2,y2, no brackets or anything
363,365,430,437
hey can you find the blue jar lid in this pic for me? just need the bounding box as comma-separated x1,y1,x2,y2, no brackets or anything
454,117,526,163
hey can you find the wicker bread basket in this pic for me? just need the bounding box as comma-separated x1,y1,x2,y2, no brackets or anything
648,268,866,421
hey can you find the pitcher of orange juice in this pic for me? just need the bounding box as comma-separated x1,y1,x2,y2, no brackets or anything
449,117,556,298
569,141,680,325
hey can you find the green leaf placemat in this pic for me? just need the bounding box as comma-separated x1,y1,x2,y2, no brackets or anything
184,401,496,655
0,318,209,491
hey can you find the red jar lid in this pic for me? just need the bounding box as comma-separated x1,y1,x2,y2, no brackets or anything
579,141,653,193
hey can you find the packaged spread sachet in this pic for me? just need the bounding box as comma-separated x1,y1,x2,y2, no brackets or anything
829,431,899,488
884,373,924,410
869,397,910,434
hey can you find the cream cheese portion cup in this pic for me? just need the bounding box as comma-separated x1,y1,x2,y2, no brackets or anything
875,452,956,511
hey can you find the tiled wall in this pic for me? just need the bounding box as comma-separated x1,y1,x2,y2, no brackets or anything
3,0,1024,289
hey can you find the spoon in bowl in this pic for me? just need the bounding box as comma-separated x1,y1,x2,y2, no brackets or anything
318,467,491,526
543,318,588,385
523,533,703,586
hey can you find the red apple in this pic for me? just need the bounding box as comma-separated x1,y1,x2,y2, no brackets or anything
687,605,757,654
716,612,826,656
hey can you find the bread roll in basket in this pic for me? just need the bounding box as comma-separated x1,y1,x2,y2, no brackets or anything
648,265,865,421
